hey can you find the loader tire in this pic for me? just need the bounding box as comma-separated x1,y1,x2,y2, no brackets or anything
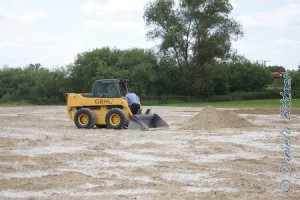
105,108,127,129
74,108,96,129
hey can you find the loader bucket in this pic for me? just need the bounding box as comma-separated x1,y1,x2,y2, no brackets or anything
128,109,169,131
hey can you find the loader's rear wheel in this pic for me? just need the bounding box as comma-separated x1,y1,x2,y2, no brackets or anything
74,108,96,129
105,108,127,129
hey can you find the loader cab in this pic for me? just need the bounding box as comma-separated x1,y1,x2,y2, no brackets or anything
92,79,128,98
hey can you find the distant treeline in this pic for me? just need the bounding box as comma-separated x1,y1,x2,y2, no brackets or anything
0,47,299,104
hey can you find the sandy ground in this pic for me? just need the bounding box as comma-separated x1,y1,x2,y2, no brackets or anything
0,105,299,200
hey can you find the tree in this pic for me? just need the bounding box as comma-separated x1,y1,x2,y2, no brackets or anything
69,47,159,95
266,65,286,72
0,65,66,104
290,71,300,91
144,0,243,71
228,59,272,92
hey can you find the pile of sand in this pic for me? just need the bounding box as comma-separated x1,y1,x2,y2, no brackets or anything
180,106,253,130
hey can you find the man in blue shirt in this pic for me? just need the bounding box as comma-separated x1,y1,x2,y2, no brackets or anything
124,92,141,114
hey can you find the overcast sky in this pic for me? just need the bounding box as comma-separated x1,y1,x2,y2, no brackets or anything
0,0,299,70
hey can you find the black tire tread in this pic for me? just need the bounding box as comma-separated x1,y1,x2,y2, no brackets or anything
74,108,96,129
105,108,127,129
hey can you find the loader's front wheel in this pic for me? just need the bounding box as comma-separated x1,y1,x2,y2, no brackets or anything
74,108,96,129
106,108,127,129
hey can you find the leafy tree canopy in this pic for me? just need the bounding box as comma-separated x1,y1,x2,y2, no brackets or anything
266,65,286,72
144,0,243,69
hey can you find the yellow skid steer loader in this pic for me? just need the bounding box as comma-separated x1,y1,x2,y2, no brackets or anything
65,79,168,131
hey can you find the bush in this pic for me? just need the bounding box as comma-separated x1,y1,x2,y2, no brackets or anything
228,60,273,92
230,89,281,101
204,95,232,102
291,90,300,98
290,72,300,91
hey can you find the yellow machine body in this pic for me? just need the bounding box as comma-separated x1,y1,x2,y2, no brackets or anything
66,93,132,126
65,79,169,130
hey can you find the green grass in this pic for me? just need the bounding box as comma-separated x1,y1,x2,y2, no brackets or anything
144,99,300,108
1,98,299,108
